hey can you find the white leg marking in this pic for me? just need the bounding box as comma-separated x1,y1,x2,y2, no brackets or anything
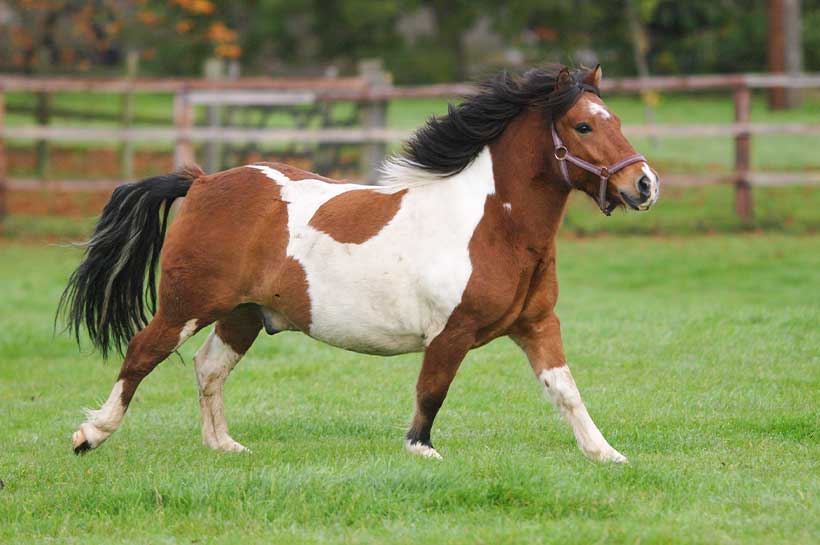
73,379,126,450
175,319,198,350
405,439,443,460
539,366,627,463
194,331,249,453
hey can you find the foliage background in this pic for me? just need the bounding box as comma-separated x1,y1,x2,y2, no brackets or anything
2,0,819,82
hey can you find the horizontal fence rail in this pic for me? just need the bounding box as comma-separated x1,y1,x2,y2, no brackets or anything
4,73,820,96
1,71,820,223
5,122,820,142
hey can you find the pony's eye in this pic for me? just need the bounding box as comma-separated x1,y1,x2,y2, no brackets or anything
574,123,592,134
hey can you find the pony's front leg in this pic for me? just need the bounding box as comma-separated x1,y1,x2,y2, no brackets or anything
511,315,627,464
406,329,474,460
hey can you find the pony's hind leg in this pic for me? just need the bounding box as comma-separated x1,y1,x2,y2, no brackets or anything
72,314,202,454
194,304,262,453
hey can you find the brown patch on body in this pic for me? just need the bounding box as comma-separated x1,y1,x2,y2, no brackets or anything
309,189,407,244
215,304,263,354
159,165,317,333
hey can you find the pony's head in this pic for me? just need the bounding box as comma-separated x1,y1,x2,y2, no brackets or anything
387,64,659,215
551,65,659,213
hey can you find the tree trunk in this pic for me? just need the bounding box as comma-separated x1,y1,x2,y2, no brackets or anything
768,0,802,109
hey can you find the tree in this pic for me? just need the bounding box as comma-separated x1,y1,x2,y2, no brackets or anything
768,0,803,109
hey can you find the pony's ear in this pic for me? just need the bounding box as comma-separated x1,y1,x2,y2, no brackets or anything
554,67,574,91
584,64,602,89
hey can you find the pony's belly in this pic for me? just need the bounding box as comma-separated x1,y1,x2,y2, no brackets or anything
308,328,425,356
305,278,448,356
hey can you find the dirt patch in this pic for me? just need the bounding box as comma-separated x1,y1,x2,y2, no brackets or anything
8,147,175,180
8,190,112,217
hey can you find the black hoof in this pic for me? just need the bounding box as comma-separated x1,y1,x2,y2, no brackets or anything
74,441,91,455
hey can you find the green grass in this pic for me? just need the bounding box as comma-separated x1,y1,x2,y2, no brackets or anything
1,235,818,544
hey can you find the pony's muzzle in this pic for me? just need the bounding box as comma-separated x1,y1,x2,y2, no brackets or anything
630,166,659,210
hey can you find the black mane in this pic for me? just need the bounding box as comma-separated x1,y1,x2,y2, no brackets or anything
396,65,598,177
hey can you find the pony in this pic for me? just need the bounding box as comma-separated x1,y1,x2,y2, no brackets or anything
59,65,659,463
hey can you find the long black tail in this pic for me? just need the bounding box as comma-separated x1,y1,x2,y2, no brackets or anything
57,166,203,359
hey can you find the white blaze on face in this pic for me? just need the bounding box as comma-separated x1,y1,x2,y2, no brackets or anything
586,100,612,120
249,148,496,355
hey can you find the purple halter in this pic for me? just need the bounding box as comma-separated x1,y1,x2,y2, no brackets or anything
550,123,647,216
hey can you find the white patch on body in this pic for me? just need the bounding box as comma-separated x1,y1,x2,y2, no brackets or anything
586,101,612,120
405,439,443,460
75,379,126,449
249,148,496,355
538,366,627,463
176,319,198,349
194,331,249,452
503,202,512,213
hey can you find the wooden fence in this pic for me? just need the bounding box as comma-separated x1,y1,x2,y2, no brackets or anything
2,72,820,222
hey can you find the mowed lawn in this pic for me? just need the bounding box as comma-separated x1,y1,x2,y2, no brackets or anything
0,234,819,544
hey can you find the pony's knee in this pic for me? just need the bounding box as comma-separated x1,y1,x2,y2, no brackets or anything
538,365,582,412
194,331,241,396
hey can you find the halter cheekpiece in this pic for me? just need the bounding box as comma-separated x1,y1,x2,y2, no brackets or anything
550,89,647,216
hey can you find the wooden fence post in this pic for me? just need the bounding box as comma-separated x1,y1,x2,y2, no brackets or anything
203,57,225,173
35,91,51,181
734,85,753,222
358,59,390,184
119,50,139,180
174,89,195,168
0,91,7,223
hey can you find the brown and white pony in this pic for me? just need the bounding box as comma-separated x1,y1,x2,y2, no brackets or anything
60,65,659,463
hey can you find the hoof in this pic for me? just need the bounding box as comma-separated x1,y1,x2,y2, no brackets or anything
204,436,251,453
221,440,251,453
72,429,92,455
405,440,443,460
608,451,629,464
584,447,628,464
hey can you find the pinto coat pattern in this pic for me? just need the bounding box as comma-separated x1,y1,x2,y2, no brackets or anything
60,65,659,462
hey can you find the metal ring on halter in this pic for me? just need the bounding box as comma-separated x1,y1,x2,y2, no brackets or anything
599,166,609,179
554,146,568,161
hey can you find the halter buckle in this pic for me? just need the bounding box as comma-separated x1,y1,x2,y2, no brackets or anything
554,146,568,161
599,166,610,179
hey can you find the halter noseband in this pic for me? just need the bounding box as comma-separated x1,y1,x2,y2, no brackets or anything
550,120,647,216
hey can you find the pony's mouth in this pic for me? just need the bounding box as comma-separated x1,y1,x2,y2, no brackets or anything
618,190,648,211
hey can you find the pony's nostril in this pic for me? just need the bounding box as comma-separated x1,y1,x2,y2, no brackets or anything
636,176,651,198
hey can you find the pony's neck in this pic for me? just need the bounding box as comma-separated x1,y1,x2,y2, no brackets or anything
489,111,570,253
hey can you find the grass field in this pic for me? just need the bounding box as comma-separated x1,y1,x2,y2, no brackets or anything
1,234,818,544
